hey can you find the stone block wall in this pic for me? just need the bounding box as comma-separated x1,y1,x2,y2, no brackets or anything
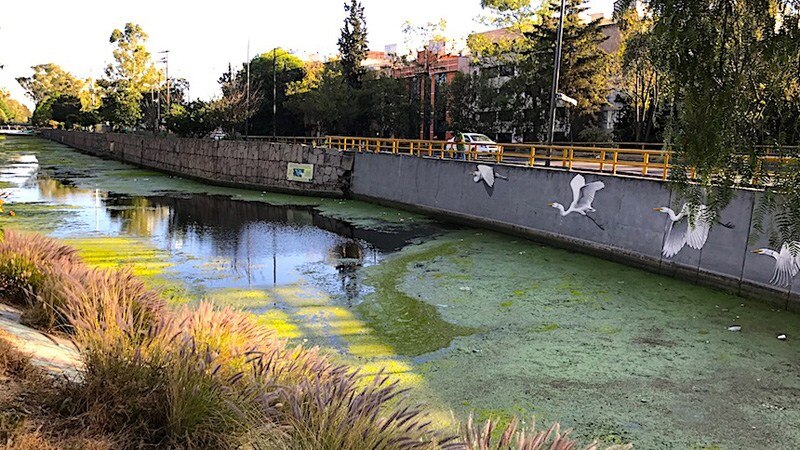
41,130,353,197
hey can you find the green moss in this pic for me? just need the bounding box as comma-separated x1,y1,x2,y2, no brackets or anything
357,239,475,356
533,323,560,332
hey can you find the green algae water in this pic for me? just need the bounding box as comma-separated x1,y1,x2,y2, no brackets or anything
2,136,799,449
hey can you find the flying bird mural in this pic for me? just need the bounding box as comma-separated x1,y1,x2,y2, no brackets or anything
753,242,800,287
549,174,605,230
472,165,507,188
653,204,712,258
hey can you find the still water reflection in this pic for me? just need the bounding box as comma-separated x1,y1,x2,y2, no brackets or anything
0,153,437,304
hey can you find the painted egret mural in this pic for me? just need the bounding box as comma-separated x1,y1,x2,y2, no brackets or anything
472,165,507,188
549,174,605,230
653,204,712,258
753,242,800,287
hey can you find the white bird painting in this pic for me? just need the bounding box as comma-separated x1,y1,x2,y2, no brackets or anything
653,203,712,258
472,165,507,188
548,174,605,230
752,242,800,287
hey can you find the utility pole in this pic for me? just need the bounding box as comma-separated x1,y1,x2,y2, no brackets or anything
272,47,277,140
160,50,171,114
545,0,567,167
245,41,250,139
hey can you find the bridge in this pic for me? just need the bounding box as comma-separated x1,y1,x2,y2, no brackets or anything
0,124,35,136
255,135,794,184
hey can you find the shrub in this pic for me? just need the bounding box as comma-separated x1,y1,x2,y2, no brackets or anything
460,416,633,450
277,369,455,450
0,230,80,308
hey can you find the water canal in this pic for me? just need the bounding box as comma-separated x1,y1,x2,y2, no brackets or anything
1,136,798,449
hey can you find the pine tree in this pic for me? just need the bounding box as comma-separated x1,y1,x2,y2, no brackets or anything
519,0,611,137
337,0,368,89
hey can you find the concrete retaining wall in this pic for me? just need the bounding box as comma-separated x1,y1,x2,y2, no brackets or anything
42,130,798,308
351,152,800,310
41,130,354,197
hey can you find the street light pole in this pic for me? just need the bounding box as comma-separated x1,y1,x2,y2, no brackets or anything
545,0,567,167
272,47,277,141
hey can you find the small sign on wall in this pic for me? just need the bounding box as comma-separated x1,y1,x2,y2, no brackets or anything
287,163,314,183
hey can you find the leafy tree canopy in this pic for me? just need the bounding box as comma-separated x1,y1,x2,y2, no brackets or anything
16,64,85,106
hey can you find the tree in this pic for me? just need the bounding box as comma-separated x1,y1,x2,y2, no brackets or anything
244,49,306,136
100,83,143,129
0,89,31,124
166,100,221,137
16,64,84,106
516,0,611,140
338,0,368,89
446,73,482,133
50,95,82,128
612,5,668,142
614,0,800,245
287,61,415,138
99,23,161,129
215,64,263,136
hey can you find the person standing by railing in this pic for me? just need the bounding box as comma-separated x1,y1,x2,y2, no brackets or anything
455,131,466,161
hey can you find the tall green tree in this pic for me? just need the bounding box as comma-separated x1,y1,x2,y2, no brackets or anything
338,0,368,89
99,23,161,129
245,49,306,136
0,89,31,124
17,64,88,125
16,64,84,106
517,0,611,139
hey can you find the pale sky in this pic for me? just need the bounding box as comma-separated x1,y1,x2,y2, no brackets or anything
0,0,614,109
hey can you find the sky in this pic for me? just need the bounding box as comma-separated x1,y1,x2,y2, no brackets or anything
0,0,614,110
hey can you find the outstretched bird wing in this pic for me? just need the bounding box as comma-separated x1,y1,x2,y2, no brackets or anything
477,165,495,187
575,181,605,212
772,244,800,287
662,215,688,258
685,206,711,250
568,174,586,210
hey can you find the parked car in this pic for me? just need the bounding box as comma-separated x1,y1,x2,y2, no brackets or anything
445,133,500,153
208,128,227,140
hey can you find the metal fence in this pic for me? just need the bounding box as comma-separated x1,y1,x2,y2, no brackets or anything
249,135,796,183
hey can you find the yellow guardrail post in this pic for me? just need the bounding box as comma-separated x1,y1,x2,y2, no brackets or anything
599,150,606,172
612,150,619,175
662,152,670,180
642,152,650,175
568,148,574,170
529,146,536,166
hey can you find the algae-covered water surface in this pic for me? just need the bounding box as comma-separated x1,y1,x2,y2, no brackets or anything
2,136,798,449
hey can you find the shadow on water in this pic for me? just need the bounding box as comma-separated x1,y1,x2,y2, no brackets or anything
0,144,471,356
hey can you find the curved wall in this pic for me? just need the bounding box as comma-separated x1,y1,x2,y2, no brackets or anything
350,152,799,310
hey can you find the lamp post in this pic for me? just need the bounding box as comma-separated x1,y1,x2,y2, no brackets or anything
273,47,277,141
545,0,567,167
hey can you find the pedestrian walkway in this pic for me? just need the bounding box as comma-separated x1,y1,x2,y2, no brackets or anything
0,303,82,380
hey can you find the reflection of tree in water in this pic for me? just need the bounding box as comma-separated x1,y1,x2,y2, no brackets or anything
110,197,171,236
37,179,86,200
329,240,365,306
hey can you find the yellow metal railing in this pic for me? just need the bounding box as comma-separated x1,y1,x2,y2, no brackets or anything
325,136,676,180
251,135,795,183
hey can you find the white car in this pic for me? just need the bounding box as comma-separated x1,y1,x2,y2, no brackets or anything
446,133,500,153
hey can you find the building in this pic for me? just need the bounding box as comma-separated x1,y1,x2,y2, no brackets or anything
467,17,623,143
395,49,471,140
